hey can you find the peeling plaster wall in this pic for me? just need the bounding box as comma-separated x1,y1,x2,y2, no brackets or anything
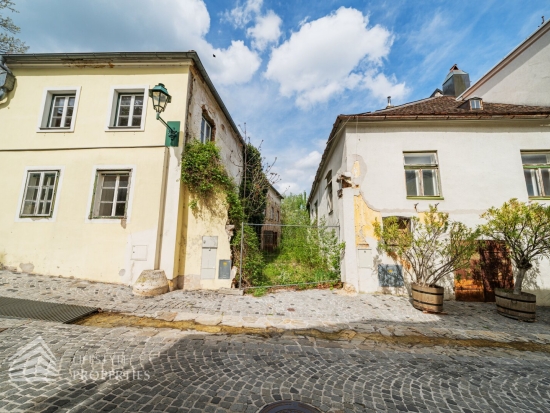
177,64,243,290
344,120,550,304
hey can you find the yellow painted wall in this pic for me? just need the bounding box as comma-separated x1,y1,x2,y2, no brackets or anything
0,63,190,284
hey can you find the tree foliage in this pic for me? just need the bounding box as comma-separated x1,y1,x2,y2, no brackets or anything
480,198,550,294
374,205,479,287
1,0,28,54
239,143,269,225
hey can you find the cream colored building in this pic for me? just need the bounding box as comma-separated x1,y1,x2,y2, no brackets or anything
0,52,244,290
308,20,550,305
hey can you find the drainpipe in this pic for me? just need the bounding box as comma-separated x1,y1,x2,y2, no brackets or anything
154,147,170,270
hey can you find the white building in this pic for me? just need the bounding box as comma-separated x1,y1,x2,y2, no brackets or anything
308,20,550,305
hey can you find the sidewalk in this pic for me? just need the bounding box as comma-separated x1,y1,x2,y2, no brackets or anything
1,270,550,345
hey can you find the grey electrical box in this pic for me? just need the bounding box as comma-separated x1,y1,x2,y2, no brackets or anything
357,249,372,268
378,264,404,287
201,236,218,280
218,260,231,279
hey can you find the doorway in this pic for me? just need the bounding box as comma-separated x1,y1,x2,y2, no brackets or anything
455,241,514,302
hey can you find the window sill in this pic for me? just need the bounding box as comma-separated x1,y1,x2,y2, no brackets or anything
528,197,550,200
107,126,142,130
406,196,444,200
38,127,73,133
91,216,127,219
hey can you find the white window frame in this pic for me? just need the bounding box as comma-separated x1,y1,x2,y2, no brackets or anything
37,87,81,133
85,165,136,224
200,116,212,143
48,95,76,128
521,152,550,198
15,166,65,222
105,85,149,131
403,152,442,198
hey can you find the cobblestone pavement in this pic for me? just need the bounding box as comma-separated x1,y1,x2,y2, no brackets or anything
1,270,550,344
1,318,550,413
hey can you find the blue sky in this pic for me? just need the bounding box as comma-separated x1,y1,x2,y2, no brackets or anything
10,0,549,194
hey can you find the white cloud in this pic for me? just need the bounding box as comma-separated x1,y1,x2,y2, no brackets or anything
224,0,263,28
169,0,261,85
295,150,322,169
265,7,407,108
247,10,282,51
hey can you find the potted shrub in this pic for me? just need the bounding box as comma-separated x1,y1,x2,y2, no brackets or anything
480,199,550,321
374,205,479,313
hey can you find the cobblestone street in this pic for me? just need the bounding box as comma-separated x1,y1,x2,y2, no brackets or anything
1,271,550,412
1,318,550,413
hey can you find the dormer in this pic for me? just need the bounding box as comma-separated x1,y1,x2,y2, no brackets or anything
459,97,483,110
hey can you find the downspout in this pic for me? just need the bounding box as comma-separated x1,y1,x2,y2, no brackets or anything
154,147,170,270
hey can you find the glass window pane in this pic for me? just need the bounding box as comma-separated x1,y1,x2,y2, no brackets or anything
118,175,129,187
132,106,142,116
119,106,130,116
131,116,141,127
54,96,65,106
28,173,41,187
68,96,75,107
24,186,39,202
100,188,115,202
134,95,144,106
51,117,62,128
541,169,550,196
422,170,439,196
102,175,117,188
43,173,56,186
22,201,35,215
115,202,126,217
66,107,74,117
64,116,72,127
117,116,129,127
521,154,548,165
99,202,113,216
524,169,540,197
404,153,436,165
405,170,419,196
120,96,132,105
117,187,127,202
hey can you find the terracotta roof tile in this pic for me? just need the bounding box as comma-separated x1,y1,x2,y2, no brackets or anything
352,96,550,117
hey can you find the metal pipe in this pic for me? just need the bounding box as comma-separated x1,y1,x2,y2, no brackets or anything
238,221,244,290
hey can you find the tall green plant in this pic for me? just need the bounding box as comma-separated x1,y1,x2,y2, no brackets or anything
480,199,550,295
374,205,479,287
240,143,269,225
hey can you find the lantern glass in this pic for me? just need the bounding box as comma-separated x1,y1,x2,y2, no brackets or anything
148,83,171,113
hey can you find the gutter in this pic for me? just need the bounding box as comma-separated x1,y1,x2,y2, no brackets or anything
307,112,550,205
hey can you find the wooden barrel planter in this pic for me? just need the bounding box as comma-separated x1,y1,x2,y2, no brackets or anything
411,283,444,313
495,288,536,322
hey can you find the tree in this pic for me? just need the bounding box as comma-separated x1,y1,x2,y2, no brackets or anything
1,0,28,54
480,199,550,295
239,143,270,225
373,205,479,287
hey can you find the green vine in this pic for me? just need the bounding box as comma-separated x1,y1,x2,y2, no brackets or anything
181,140,243,224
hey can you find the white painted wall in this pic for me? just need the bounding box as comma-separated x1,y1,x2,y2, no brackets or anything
313,119,550,304
463,26,550,106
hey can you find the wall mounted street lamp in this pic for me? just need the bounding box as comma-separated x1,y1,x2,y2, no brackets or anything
148,83,180,147
0,56,16,101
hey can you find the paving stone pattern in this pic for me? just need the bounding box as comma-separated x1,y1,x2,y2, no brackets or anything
1,271,550,344
1,319,549,413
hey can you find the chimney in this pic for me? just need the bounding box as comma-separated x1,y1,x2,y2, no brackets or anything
442,64,470,96
386,96,393,108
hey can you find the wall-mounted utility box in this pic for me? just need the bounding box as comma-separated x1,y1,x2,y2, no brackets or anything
218,260,231,279
357,248,372,268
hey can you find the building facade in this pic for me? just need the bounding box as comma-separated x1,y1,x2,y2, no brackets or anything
308,21,550,305
0,52,243,290
261,185,283,252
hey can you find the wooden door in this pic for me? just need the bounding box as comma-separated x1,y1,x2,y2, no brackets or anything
455,241,514,302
